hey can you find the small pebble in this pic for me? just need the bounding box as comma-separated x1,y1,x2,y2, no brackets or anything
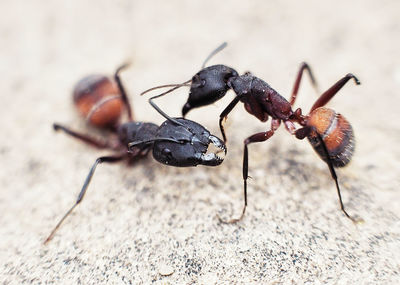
159,264,174,276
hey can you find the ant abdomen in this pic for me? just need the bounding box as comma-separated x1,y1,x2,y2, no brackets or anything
306,107,355,167
73,74,124,128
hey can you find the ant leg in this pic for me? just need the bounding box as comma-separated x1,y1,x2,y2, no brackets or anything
219,96,241,142
295,126,363,223
219,119,280,224
290,62,319,106
53,123,113,149
115,63,134,121
44,155,125,244
310,74,360,112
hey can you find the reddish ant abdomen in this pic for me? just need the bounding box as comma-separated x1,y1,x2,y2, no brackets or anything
306,107,355,167
73,75,124,127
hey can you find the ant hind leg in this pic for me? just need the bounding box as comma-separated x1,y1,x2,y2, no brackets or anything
53,123,114,149
290,62,319,106
295,126,363,223
309,74,360,112
44,155,125,244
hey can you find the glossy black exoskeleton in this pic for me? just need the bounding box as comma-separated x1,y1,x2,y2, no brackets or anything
45,64,226,244
182,64,239,116
123,118,225,168
141,43,362,224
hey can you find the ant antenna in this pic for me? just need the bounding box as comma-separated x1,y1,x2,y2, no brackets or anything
140,80,192,127
201,42,228,69
140,80,191,96
141,42,228,98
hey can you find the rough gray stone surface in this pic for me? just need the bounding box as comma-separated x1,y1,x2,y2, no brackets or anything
1,0,399,284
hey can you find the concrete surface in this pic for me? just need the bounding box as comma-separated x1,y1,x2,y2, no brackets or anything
1,0,399,284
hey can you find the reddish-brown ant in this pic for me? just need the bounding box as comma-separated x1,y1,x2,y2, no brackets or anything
141,43,363,224
45,64,226,244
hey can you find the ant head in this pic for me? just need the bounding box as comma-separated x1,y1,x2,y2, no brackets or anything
182,65,238,116
153,118,226,167
73,74,124,128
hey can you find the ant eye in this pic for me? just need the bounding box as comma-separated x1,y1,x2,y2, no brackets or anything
191,74,201,83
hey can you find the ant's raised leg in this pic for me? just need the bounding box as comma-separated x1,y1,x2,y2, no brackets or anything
44,155,124,244
219,119,281,224
310,74,360,112
219,96,241,142
295,126,363,223
53,123,113,149
290,62,319,106
115,63,134,121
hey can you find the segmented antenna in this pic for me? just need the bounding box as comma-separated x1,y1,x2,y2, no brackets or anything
140,80,191,96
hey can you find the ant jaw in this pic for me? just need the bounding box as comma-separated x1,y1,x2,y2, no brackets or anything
209,134,227,154
181,102,192,117
199,153,224,166
199,134,226,166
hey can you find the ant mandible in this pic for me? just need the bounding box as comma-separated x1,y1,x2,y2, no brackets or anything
45,64,226,244
141,43,363,224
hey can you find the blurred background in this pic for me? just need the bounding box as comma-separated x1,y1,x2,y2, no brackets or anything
1,0,399,283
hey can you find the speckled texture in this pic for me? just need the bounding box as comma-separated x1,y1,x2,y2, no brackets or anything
1,0,400,284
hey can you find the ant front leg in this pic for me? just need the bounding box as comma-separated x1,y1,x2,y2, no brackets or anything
219,96,241,142
290,62,319,106
115,63,134,121
44,155,125,244
53,123,115,149
219,119,281,224
295,126,363,223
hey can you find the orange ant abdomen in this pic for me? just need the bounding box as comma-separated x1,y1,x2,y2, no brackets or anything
73,75,124,128
306,107,354,167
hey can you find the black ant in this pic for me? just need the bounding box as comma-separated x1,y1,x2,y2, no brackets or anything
45,64,226,244
141,43,363,224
